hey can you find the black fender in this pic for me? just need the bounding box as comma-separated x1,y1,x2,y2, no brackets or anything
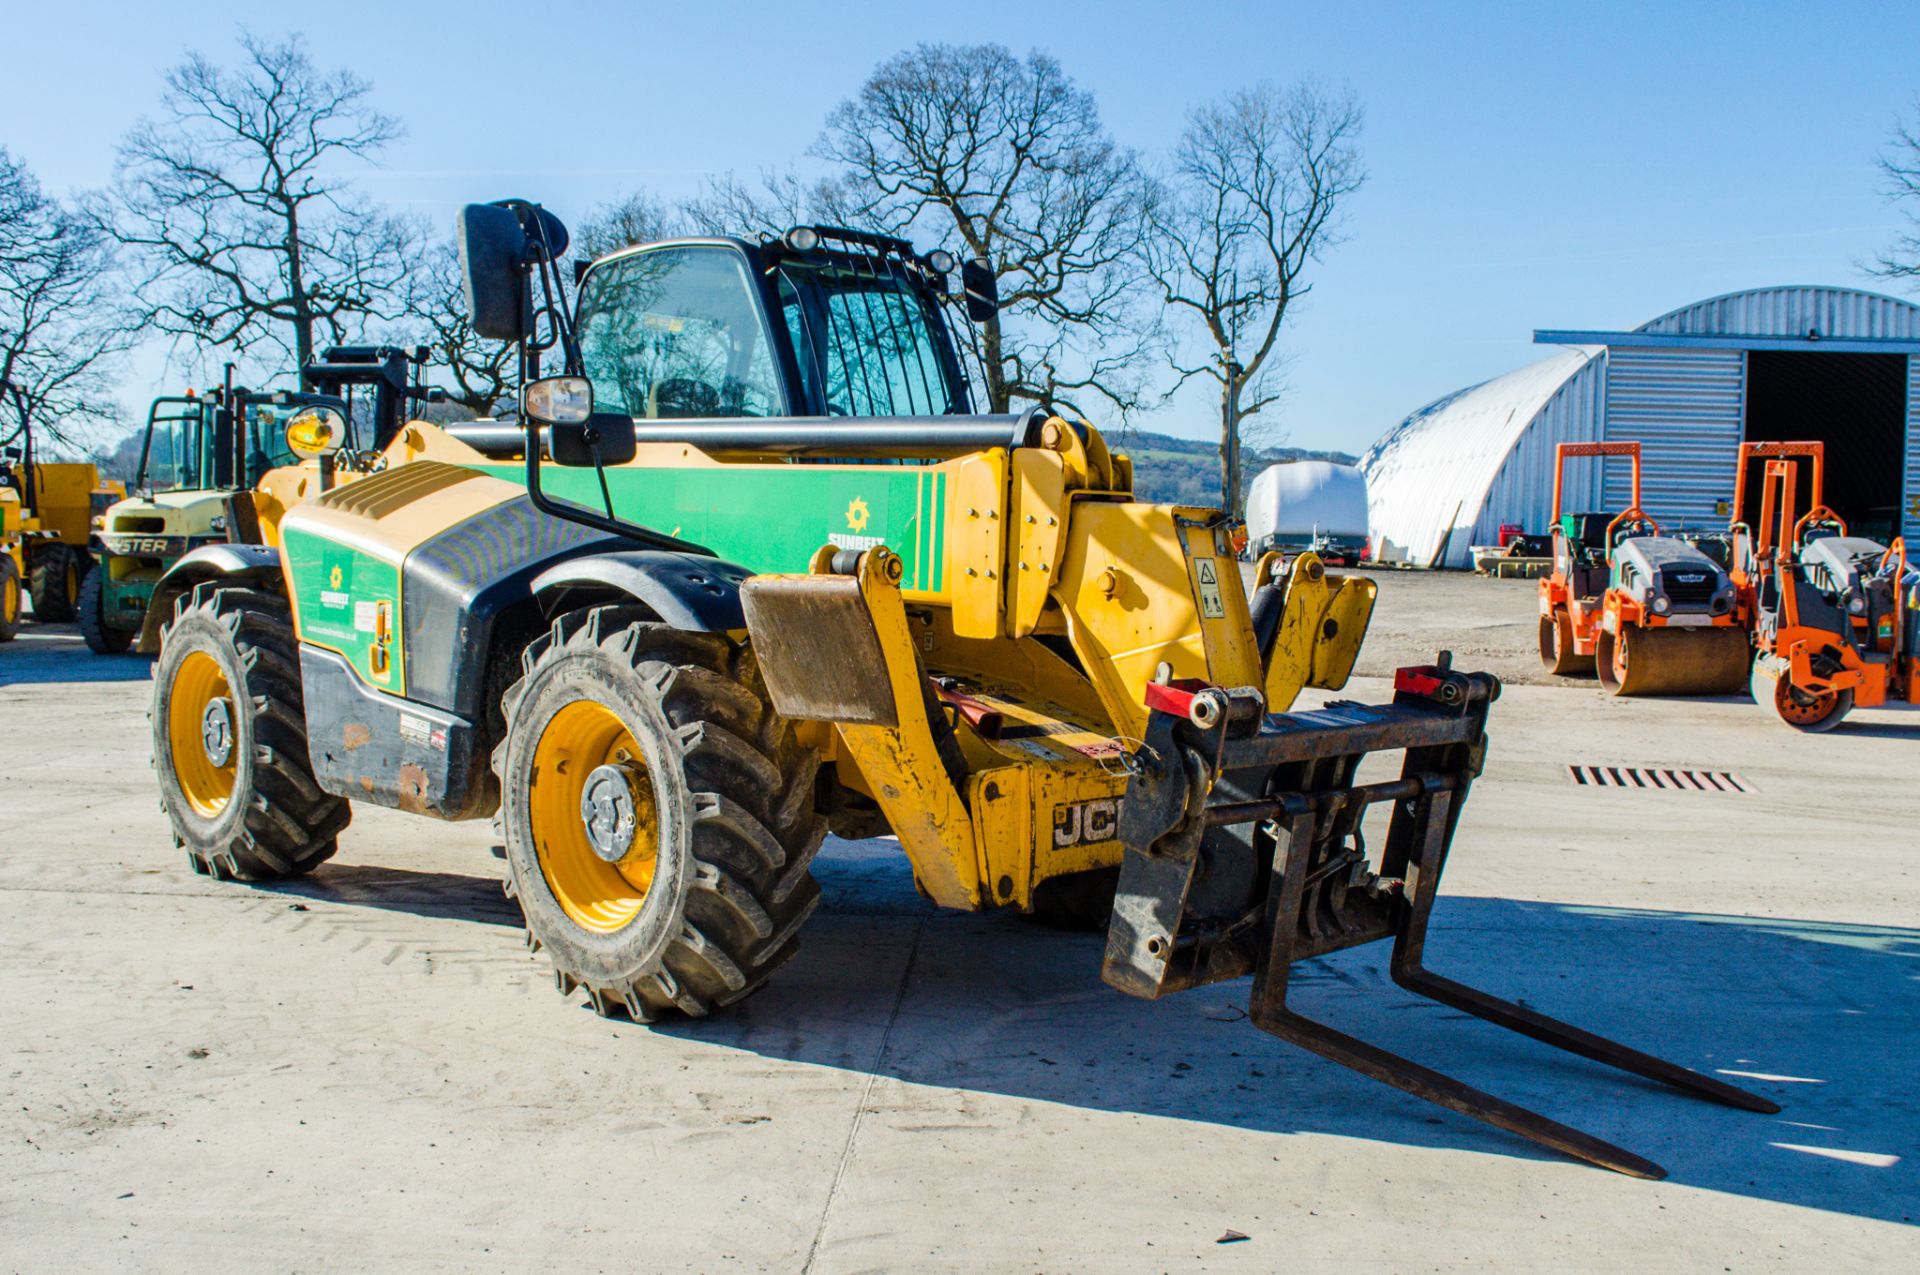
139,543,283,652
531,551,754,632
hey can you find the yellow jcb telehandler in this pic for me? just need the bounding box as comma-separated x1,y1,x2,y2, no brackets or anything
140,201,1777,1177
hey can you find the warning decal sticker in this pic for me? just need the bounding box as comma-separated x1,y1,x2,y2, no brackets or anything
1194,557,1226,619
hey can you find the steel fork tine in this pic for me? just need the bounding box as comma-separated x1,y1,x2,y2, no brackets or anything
1388,967,1780,1114
1391,788,1780,1116
1254,1004,1667,1180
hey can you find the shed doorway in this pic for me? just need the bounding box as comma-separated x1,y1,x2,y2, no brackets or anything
1742,350,1907,541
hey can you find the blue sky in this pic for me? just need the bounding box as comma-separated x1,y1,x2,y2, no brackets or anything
4,0,1917,454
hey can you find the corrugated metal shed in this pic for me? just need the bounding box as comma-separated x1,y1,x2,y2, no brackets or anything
1363,285,1920,566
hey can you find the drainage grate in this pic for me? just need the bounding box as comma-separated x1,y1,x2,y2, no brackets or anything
1567,765,1752,793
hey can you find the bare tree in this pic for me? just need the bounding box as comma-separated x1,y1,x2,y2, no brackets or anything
0,148,131,451
818,44,1153,416
678,169,852,236
91,32,419,371
1146,82,1364,516
574,190,689,260
1873,100,1920,282
401,239,514,417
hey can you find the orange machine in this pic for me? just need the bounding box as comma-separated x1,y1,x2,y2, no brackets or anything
1746,454,1918,730
1728,440,1824,620
1539,441,1748,694
1538,442,1641,675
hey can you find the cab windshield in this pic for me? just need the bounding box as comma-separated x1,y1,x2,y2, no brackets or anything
575,242,969,421
139,400,208,491
138,398,299,492
577,246,787,419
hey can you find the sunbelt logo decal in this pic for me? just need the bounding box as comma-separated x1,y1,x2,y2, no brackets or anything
829,494,885,552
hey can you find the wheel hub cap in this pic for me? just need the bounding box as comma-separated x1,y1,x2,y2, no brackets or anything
580,763,641,863
201,698,234,768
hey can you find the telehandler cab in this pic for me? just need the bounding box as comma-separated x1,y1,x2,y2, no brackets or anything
144,199,1776,1177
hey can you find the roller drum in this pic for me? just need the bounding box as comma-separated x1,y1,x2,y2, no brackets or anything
1596,624,1750,697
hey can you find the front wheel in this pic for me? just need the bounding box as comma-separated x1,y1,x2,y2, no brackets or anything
151,585,348,879
78,566,133,654
496,606,826,1020
1539,609,1587,676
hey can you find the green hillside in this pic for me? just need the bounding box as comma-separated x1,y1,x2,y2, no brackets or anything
1115,429,1357,508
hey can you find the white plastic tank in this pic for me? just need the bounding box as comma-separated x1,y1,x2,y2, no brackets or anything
1245,461,1370,559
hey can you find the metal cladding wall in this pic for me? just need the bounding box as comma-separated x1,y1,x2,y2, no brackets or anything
1600,348,1745,527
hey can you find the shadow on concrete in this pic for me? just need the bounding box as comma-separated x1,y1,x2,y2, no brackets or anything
673,841,1919,1226
225,836,1916,1222
262,862,522,928
0,628,153,685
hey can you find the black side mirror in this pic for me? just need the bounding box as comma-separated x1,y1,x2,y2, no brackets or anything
960,259,999,322
457,203,532,341
550,412,637,467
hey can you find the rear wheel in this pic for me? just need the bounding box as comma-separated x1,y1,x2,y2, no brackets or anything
78,566,133,654
495,606,825,1020
28,543,83,623
0,555,19,641
152,585,348,879
1751,657,1853,732
1539,609,1587,676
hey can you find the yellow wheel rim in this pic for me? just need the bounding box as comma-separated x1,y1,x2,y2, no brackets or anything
2,572,16,625
168,651,238,817
529,701,660,933
65,560,79,606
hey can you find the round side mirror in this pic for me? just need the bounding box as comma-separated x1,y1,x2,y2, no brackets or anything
285,407,348,460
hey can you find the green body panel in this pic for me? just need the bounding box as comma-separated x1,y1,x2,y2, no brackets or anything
476,462,950,593
102,575,159,630
281,523,404,693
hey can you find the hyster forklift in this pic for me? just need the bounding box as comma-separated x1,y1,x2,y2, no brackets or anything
143,201,1776,1177
82,349,439,653
1743,449,1917,730
1538,441,1748,694
0,383,124,638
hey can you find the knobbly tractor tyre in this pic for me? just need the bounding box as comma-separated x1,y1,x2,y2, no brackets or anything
151,584,348,879
495,605,825,1021
0,556,19,641
1539,609,1586,676
78,566,133,654
1751,655,1853,733
28,542,83,623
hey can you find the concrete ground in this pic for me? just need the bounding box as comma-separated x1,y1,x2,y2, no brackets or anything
2,572,1916,1273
